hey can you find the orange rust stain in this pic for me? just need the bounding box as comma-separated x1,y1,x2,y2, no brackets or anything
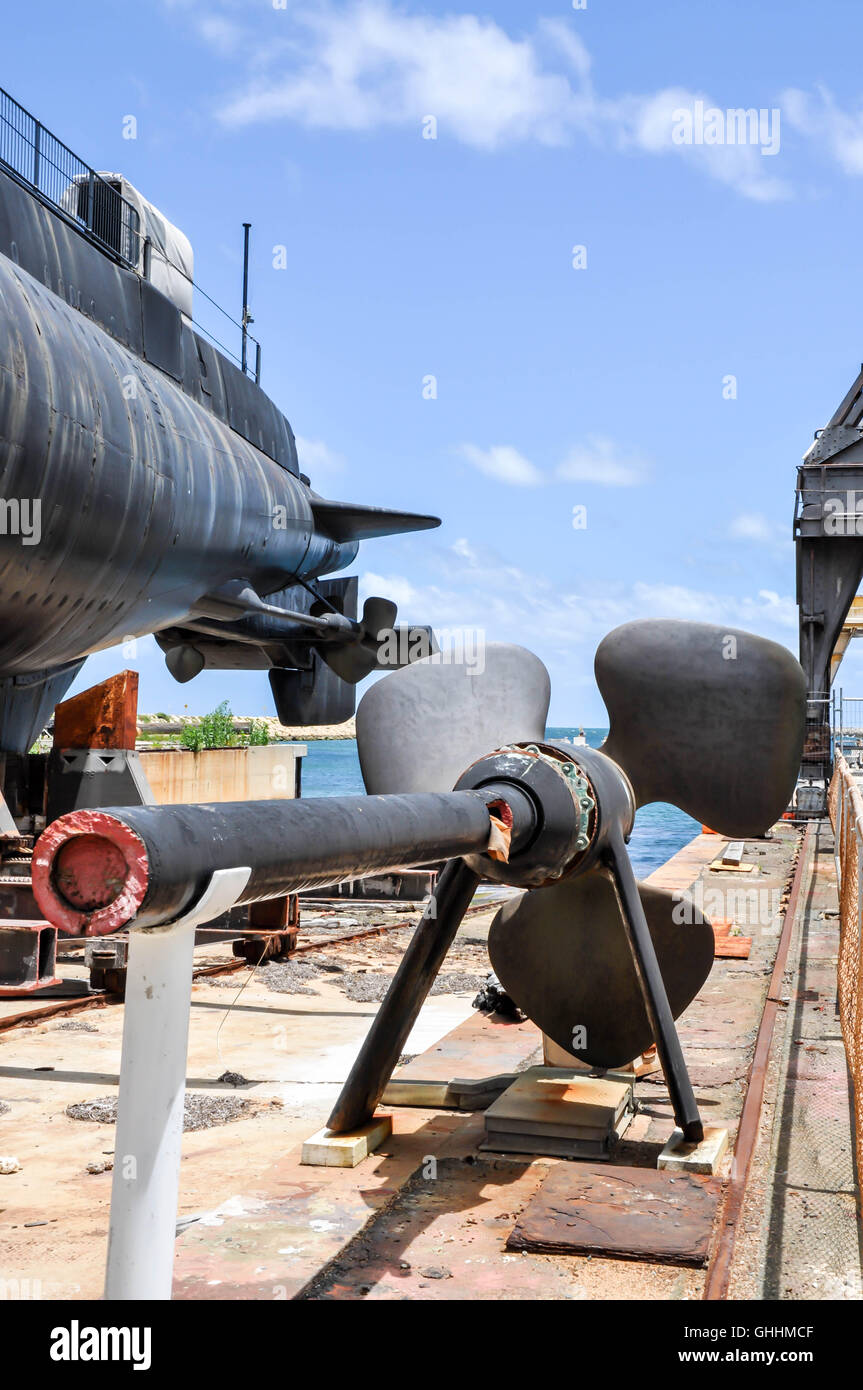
53,670,138,750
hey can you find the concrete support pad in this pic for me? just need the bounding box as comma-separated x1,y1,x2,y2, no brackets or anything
382,1073,515,1111
382,1079,452,1108
658,1125,728,1175
482,1067,634,1160
301,1115,393,1168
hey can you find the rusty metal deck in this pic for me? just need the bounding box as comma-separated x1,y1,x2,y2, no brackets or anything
170,824,823,1300
2,821,859,1302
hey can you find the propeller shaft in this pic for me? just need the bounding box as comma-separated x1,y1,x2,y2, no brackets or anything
31,788,533,935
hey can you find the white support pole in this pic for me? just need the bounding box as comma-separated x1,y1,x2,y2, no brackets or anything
104,866,250,1301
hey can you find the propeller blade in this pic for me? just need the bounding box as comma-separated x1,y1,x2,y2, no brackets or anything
488,873,714,1069
317,596,399,684
356,642,551,794
597,620,806,837
360,595,398,635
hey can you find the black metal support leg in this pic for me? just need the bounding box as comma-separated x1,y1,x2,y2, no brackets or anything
327,857,481,1134
606,825,703,1143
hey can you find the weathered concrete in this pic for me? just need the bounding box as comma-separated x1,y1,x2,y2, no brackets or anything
3,821,857,1302
170,825,808,1300
729,822,862,1300
0,935,477,1299
138,743,306,805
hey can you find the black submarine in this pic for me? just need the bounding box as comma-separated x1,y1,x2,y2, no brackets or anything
0,84,438,756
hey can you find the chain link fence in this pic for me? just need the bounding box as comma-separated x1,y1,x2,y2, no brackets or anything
827,753,863,1200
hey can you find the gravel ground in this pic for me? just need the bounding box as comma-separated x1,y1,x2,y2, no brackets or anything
254,959,326,995
198,905,494,1006
337,969,487,1003
253,953,487,1003
66,1094,253,1131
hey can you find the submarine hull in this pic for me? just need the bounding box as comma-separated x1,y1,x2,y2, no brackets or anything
0,249,358,679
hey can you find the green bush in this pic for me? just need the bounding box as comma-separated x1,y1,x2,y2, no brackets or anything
200,701,238,749
179,723,205,752
180,701,232,751
178,703,269,751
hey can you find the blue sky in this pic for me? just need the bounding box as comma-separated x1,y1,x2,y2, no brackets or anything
7,0,863,722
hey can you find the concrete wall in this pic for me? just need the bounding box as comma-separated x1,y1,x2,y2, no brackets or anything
138,743,306,805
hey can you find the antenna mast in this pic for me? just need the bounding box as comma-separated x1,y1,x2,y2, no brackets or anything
241,222,253,375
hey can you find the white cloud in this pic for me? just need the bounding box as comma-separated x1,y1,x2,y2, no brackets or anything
458,443,543,487
207,2,789,200
452,536,479,564
621,88,789,203
632,581,797,630
219,4,587,149
196,15,244,54
360,570,420,610
729,512,775,542
728,512,791,560
457,437,650,488
557,435,647,487
295,435,346,481
360,540,798,651
782,84,863,176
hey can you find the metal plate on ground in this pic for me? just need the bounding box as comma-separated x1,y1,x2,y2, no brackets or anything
506,1162,722,1266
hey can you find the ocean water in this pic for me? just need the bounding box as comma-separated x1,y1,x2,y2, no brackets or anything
298,726,699,879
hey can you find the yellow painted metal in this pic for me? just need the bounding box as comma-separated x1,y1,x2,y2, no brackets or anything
831,595,863,682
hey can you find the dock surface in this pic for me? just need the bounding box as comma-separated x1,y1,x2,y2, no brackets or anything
0,826,860,1300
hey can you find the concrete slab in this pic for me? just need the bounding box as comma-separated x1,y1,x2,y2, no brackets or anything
301,1116,392,1168
483,1067,632,1132
658,1125,729,1175
0,931,479,1300
382,1079,454,1108
382,1073,515,1110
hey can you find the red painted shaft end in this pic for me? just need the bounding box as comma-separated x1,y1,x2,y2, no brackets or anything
32,811,149,935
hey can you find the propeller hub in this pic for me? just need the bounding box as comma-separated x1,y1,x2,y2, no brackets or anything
452,742,591,887
549,742,636,871
453,741,637,888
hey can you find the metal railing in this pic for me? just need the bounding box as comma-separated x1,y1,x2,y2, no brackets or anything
168,260,262,384
832,689,863,770
0,86,263,384
827,754,863,1205
0,86,140,268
